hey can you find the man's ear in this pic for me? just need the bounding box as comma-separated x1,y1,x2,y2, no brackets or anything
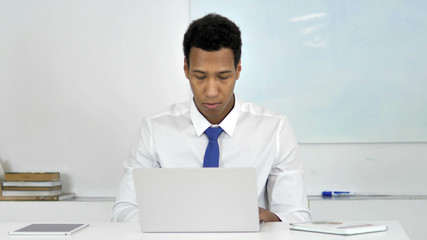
235,60,242,80
184,58,189,79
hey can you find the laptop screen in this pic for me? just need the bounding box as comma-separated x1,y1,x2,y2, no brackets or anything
133,168,260,232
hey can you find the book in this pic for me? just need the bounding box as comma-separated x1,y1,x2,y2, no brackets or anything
0,193,75,201
2,189,62,196
4,172,60,181
2,180,61,187
290,221,388,235
3,186,61,191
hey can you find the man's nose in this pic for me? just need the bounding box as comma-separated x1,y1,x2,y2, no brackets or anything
205,79,219,98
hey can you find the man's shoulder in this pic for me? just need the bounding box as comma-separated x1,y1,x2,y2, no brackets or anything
237,100,295,137
238,99,287,120
146,101,191,121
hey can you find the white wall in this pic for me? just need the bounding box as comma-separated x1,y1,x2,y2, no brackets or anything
0,0,426,198
0,0,191,196
0,200,115,222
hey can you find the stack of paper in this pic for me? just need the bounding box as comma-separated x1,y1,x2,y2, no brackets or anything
290,221,388,235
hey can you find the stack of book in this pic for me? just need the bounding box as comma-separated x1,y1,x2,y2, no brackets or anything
0,172,74,201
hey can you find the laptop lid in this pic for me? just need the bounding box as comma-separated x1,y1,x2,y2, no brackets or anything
133,168,260,233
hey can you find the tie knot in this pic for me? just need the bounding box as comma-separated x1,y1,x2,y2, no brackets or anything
204,127,223,140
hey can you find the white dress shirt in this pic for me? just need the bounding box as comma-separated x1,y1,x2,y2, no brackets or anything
112,97,311,222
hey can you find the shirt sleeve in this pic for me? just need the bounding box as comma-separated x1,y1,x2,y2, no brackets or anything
266,117,311,223
112,118,158,222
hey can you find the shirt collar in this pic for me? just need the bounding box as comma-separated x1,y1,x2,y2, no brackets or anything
190,96,240,137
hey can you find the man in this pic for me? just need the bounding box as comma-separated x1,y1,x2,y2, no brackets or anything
112,13,310,223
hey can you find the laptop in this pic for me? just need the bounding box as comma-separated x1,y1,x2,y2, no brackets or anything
133,168,260,233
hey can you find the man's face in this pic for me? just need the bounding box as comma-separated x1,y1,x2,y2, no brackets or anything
184,47,241,124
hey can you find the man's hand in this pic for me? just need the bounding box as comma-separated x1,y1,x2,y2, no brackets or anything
259,207,281,222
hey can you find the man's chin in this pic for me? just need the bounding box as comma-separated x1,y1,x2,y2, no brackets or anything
203,111,221,118
201,111,224,123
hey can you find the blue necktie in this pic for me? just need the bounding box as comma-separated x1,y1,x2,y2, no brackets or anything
203,127,224,168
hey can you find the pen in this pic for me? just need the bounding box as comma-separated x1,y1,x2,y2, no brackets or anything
322,191,353,196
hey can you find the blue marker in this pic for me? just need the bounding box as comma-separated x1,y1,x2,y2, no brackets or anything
322,191,352,196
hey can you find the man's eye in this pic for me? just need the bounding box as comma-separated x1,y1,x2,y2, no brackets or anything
218,75,230,80
195,76,206,80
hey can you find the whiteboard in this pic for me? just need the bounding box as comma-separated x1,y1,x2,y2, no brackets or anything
191,0,427,143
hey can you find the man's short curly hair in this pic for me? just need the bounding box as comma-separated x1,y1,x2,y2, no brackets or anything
183,13,242,68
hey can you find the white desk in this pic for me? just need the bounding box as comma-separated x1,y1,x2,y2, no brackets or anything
1,221,409,240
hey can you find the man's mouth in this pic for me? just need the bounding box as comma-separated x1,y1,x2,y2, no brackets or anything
203,103,221,109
